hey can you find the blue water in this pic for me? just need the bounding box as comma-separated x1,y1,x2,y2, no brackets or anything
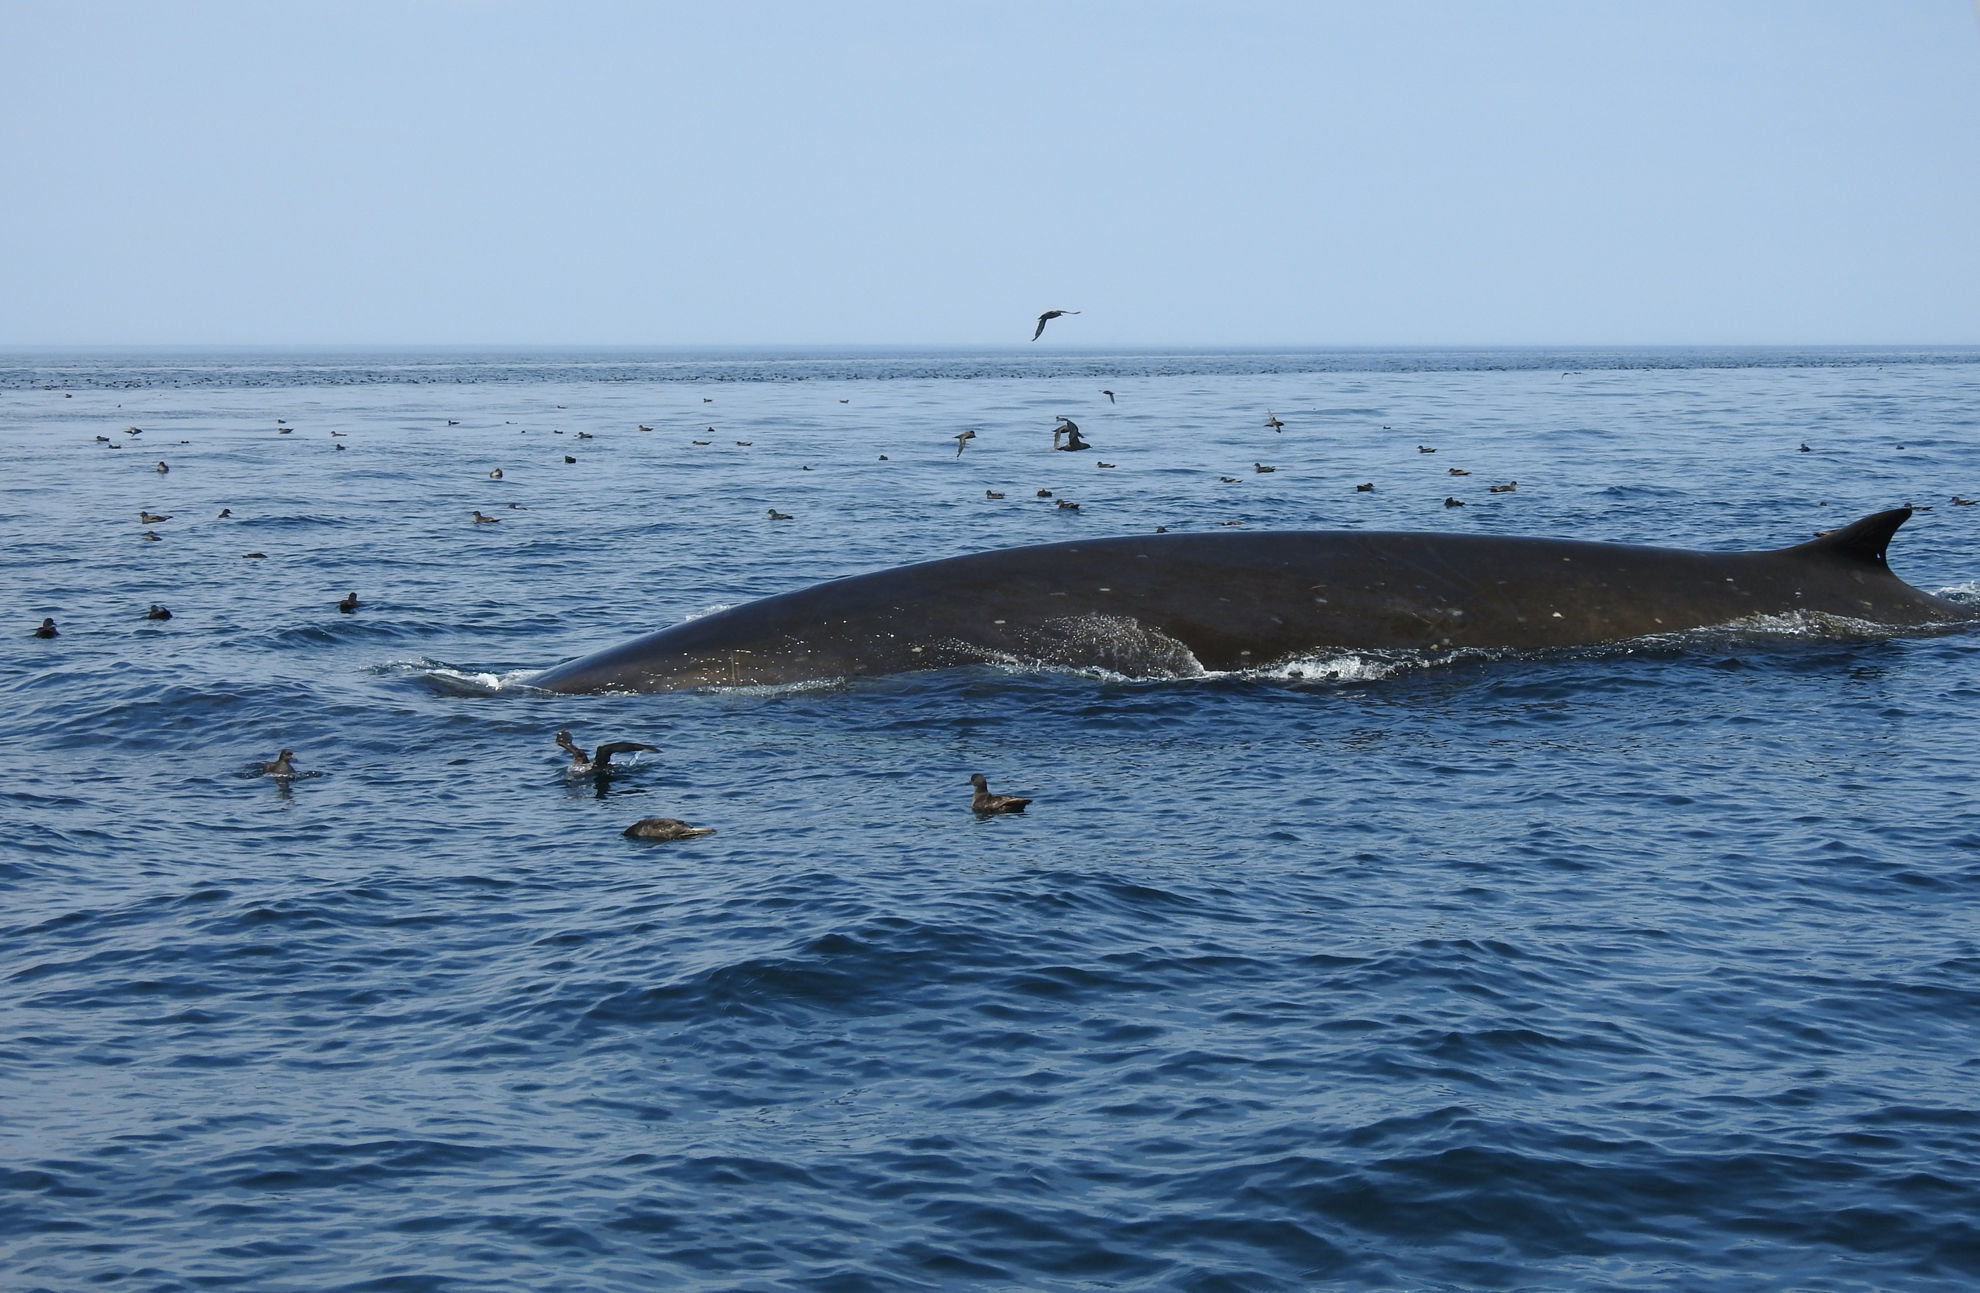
5,347,1980,1290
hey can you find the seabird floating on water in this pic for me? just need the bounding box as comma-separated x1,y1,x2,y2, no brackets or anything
623,817,714,841
970,773,1031,815
556,728,658,776
32,618,58,638
339,592,359,613
558,724,657,776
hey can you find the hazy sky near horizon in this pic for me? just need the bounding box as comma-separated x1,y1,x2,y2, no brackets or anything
5,2,1979,348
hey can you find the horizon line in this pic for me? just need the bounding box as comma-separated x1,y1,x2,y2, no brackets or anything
6,340,1980,355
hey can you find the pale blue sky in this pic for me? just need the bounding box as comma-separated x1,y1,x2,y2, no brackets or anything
4,1,1978,347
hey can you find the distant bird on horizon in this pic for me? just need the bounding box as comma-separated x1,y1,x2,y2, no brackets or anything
1032,309,1080,341
970,773,1031,815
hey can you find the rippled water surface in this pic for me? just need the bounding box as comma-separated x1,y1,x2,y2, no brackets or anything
6,347,1980,1290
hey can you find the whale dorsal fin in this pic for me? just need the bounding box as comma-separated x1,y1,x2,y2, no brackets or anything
1784,507,1912,569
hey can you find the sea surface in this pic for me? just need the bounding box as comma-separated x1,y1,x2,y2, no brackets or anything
5,345,1980,1291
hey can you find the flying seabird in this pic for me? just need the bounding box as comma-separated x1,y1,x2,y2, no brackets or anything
1265,411,1285,432
557,728,658,776
1032,309,1080,341
1052,418,1090,452
954,430,977,457
970,773,1031,815
1101,389,1115,403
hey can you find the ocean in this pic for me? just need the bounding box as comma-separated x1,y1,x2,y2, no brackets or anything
5,345,1980,1290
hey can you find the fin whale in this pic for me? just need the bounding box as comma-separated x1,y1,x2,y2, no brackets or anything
528,508,1973,694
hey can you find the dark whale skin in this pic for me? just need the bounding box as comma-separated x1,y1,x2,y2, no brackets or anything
528,508,1973,693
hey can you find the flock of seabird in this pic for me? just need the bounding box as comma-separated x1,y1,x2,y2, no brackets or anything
32,314,1924,843
243,729,1031,839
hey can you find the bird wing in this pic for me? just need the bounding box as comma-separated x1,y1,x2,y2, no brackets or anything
594,741,659,766
1032,316,1048,340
